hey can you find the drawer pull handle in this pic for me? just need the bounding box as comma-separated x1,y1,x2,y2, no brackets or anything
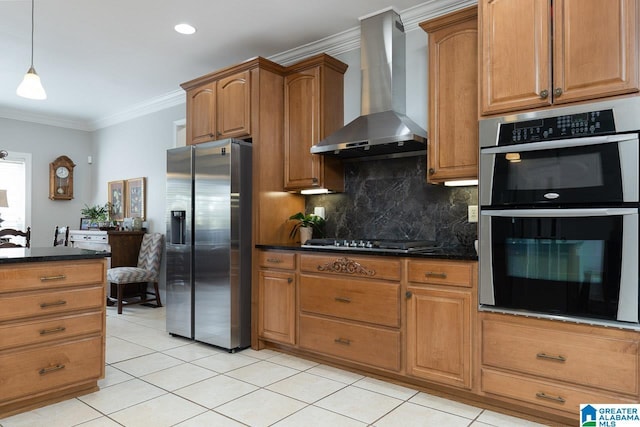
535,392,565,404
425,271,447,278
334,338,351,345
39,364,66,375
334,296,351,303
266,258,283,263
40,326,66,335
40,300,67,308
536,352,566,362
40,275,66,282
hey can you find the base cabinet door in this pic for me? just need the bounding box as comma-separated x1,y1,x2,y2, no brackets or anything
406,286,472,389
258,270,295,345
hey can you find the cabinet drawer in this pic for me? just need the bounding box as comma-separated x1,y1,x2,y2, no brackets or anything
300,275,400,327
0,260,106,293
481,368,635,415
258,251,296,270
0,336,103,403
300,254,400,281
299,314,401,371
408,260,475,288
0,312,103,350
0,286,104,322
482,318,639,395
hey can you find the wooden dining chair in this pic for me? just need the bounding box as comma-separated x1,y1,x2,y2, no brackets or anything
53,225,70,246
0,227,31,248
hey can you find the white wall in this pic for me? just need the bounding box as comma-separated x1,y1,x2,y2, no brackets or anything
90,104,185,235
0,118,93,247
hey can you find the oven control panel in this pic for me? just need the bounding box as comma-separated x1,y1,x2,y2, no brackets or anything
498,109,615,145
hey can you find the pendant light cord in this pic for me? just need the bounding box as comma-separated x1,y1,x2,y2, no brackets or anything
30,0,34,68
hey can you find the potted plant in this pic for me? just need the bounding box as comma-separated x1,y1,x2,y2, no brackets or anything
288,212,325,243
81,203,111,228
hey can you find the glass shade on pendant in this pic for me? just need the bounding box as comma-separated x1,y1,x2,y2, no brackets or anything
16,67,47,100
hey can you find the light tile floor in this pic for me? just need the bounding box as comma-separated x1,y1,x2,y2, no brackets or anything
0,306,553,427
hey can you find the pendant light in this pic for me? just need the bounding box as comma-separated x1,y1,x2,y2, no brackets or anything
16,0,46,100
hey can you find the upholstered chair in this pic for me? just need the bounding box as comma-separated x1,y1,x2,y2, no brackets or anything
107,232,164,314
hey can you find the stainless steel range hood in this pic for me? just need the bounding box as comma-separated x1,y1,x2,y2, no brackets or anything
311,8,427,159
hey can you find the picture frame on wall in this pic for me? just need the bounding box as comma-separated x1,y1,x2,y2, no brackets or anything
108,180,125,221
79,217,91,230
125,177,146,220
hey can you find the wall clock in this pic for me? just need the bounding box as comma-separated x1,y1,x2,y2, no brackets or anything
49,155,76,200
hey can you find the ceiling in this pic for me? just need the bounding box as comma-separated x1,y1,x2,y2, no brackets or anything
0,0,452,131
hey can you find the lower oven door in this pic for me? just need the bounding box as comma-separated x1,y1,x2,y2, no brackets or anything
479,207,639,324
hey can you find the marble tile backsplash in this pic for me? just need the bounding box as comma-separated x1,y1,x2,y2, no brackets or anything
305,156,478,247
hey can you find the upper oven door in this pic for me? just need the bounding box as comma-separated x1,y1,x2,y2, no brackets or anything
480,133,639,207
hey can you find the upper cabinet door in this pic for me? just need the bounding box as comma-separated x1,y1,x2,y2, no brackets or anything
480,0,551,115
217,70,251,139
422,7,479,183
186,83,216,145
553,0,639,105
480,0,639,116
284,69,321,190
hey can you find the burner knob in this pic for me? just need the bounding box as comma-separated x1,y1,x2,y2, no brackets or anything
342,240,349,247
365,241,373,248
357,240,366,248
349,240,358,247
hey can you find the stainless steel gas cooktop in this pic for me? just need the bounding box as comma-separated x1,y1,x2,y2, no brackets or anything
302,238,439,254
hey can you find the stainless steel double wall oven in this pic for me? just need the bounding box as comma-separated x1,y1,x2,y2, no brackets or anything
479,97,640,327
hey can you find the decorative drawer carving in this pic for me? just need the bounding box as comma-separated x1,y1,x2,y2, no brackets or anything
300,254,400,281
299,314,401,371
299,274,400,327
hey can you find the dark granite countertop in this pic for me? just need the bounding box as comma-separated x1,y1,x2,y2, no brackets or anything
0,247,111,264
256,243,478,261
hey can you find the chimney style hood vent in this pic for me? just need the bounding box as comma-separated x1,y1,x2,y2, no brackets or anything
311,8,427,159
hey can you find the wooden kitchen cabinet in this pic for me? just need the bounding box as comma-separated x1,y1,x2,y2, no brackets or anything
420,7,478,183
283,54,347,192
406,259,476,389
184,69,251,145
258,251,296,345
0,258,107,418
480,312,640,417
298,253,402,372
480,0,639,115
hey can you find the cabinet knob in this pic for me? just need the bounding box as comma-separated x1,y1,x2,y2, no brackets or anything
554,88,563,97
216,131,222,137
428,168,435,175
539,89,549,99
405,291,413,299
287,277,293,284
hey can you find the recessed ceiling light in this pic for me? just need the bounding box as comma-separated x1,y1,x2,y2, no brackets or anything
174,23,196,35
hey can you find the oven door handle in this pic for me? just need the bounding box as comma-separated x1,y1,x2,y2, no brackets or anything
481,134,637,154
481,208,638,218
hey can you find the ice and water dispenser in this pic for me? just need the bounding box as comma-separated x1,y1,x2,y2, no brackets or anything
170,210,186,244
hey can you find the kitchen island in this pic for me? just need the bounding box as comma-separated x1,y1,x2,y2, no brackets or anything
0,247,109,418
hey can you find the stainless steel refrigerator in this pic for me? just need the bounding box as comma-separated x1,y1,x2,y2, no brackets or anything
165,138,252,351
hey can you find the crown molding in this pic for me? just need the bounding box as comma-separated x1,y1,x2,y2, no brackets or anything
89,89,186,130
0,107,93,131
0,0,476,131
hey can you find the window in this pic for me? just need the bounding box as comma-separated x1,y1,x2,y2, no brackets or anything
0,151,32,231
